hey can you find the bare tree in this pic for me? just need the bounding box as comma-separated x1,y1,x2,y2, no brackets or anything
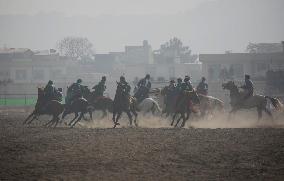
57,36,94,60
155,37,197,63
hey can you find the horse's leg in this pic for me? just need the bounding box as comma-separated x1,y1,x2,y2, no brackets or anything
115,112,122,127
26,115,37,125
264,107,274,121
71,112,84,128
23,111,35,124
61,110,68,120
112,111,117,126
257,107,262,121
68,112,79,126
171,112,178,126
228,108,238,121
101,109,107,119
53,116,60,128
131,109,138,127
89,110,93,120
151,103,156,115
44,117,54,127
175,113,183,127
181,113,187,128
126,110,133,127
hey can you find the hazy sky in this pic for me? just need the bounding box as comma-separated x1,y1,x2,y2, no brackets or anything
0,0,213,16
0,0,283,54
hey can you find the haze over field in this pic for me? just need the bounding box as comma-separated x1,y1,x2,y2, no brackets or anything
0,0,284,53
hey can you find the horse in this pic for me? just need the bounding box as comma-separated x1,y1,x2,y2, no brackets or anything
150,87,176,118
222,81,281,121
83,88,113,119
112,83,138,128
61,86,93,128
171,89,200,128
198,94,225,118
134,97,162,116
23,88,64,127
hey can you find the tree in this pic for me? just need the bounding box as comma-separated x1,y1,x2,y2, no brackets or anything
155,37,197,64
57,36,94,60
246,42,258,53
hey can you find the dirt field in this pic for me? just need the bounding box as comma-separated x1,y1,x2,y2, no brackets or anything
0,109,284,180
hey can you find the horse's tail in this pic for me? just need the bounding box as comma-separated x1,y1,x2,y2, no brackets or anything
265,96,283,111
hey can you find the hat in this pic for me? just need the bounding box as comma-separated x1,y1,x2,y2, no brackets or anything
77,79,82,83
184,75,190,81
120,76,125,81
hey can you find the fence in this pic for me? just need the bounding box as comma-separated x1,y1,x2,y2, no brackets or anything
0,94,38,106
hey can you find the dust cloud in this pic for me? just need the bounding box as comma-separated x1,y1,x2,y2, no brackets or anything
78,110,284,129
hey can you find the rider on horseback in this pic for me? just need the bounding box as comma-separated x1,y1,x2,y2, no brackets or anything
181,75,193,91
44,80,57,102
65,79,84,106
176,77,183,92
165,80,177,111
176,75,194,109
134,74,151,103
240,74,254,100
117,76,131,95
197,77,208,95
40,80,62,112
92,76,106,99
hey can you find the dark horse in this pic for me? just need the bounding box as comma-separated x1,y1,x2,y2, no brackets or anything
84,89,114,119
61,86,92,128
112,82,138,128
222,81,280,121
171,89,200,128
23,88,64,127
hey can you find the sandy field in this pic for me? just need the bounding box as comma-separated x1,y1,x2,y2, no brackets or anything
0,108,284,180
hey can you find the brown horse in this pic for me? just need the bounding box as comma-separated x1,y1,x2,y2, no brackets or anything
87,96,114,119
171,89,200,128
112,83,138,128
61,97,90,128
222,81,280,121
23,88,64,127
61,86,93,128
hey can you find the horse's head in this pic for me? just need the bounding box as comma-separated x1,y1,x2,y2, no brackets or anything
222,81,236,90
184,89,200,104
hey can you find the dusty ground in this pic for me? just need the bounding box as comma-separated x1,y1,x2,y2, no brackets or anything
0,109,284,180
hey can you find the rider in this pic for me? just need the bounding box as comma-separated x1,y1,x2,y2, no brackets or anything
65,78,84,106
197,77,208,95
176,75,194,109
44,80,56,102
117,76,131,95
181,75,193,91
175,77,183,92
92,76,106,98
240,74,254,100
134,74,151,102
165,80,176,110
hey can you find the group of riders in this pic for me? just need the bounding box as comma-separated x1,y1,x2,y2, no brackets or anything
41,72,254,113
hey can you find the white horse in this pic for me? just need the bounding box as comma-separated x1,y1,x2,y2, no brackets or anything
136,97,162,116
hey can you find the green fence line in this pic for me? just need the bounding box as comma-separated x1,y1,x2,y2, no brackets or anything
0,98,37,106
0,97,66,106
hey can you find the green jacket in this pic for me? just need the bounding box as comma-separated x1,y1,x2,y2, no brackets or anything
93,81,106,97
